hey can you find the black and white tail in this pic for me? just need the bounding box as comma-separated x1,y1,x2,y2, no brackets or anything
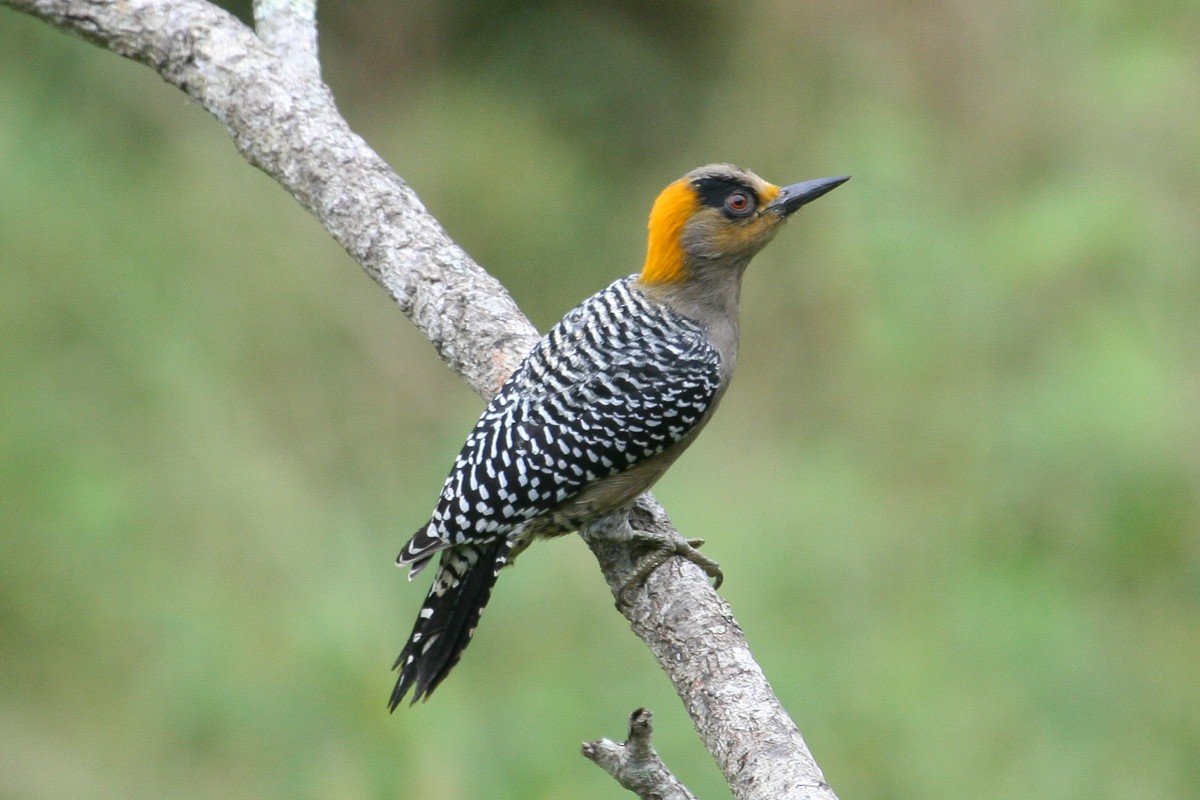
389,539,510,708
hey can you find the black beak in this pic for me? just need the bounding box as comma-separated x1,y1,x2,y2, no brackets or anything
769,175,850,216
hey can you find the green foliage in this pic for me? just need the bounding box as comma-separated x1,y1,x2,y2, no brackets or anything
2,2,1198,798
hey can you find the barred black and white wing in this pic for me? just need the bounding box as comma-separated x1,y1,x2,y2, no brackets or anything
390,275,723,706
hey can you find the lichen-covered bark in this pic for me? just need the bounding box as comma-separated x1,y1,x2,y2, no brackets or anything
1,2,840,797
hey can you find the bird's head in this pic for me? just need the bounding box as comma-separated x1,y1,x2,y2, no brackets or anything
639,164,848,286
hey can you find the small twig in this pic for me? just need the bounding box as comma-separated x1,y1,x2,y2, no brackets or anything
252,0,320,79
583,709,699,800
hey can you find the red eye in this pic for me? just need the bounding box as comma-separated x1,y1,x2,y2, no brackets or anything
724,191,753,216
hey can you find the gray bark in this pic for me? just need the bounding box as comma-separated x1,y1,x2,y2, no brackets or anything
1,2,839,798
252,0,319,79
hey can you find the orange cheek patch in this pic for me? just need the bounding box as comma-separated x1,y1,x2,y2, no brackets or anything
640,180,698,285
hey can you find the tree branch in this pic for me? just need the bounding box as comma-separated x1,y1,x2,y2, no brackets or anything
583,708,699,800
253,0,320,80
583,508,837,800
2,2,839,798
5,0,538,397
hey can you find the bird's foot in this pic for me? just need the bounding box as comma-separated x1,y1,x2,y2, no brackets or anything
580,510,724,599
613,526,724,593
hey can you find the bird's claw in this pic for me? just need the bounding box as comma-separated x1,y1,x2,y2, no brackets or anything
619,529,723,595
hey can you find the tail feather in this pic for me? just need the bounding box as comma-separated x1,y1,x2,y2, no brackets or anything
389,539,509,709
396,522,446,579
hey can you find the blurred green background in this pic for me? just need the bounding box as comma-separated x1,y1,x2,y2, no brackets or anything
2,1,1198,798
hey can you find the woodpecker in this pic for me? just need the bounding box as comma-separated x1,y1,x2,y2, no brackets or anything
390,164,847,708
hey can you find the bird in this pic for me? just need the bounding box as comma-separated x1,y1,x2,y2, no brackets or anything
390,163,848,708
